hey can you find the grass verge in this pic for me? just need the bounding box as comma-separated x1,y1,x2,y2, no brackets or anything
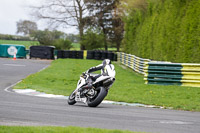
70,42,118,51
14,59,200,111
0,126,138,133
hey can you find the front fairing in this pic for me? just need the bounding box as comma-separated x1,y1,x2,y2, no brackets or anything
76,77,86,90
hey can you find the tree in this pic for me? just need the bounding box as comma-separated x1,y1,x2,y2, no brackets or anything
16,20,38,36
30,29,64,46
32,0,88,50
84,0,117,50
81,28,104,50
109,2,124,52
109,14,124,52
65,34,80,42
84,0,124,51
119,0,148,13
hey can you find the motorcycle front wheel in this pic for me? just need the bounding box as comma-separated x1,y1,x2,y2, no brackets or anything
87,87,107,107
68,91,76,105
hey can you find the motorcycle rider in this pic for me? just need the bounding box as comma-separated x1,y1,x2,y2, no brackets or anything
81,59,114,90
68,58,116,106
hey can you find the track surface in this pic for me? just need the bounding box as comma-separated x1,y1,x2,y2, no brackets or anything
0,58,200,133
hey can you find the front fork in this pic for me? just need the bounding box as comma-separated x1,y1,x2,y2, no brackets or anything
74,91,87,103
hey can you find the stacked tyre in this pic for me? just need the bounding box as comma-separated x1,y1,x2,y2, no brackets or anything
107,52,114,61
57,50,63,59
114,53,118,61
94,51,102,60
70,51,77,58
77,51,83,59
30,46,55,60
101,51,108,60
53,50,116,61
87,51,94,59
63,50,70,58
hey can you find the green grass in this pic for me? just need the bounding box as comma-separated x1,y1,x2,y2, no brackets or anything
99,47,117,51
70,42,118,51
14,59,101,95
0,126,138,133
70,43,81,50
108,48,117,51
14,59,200,111
0,39,40,49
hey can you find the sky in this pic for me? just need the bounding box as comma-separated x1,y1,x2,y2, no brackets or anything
0,0,77,35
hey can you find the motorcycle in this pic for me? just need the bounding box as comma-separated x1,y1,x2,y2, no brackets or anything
68,64,116,107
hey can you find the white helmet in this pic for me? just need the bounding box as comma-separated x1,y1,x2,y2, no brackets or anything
102,59,111,67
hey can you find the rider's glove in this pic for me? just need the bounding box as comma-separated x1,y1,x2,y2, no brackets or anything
86,70,89,74
82,72,86,76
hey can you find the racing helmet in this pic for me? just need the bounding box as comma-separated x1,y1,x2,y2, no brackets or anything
102,59,111,66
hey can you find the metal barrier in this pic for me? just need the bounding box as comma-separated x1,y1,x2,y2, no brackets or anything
144,62,200,87
117,52,200,87
118,52,151,74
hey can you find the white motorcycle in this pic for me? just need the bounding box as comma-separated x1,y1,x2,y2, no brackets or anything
68,64,116,107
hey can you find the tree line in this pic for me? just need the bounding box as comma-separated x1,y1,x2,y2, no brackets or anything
15,0,123,51
15,20,80,50
0,33,34,41
13,0,200,63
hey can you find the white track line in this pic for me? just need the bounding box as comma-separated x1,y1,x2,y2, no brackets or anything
12,89,68,99
4,80,22,93
4,64,50,94
3,64,26,67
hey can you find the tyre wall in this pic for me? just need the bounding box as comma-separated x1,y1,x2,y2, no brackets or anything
57,50,117,61
30,46,55,59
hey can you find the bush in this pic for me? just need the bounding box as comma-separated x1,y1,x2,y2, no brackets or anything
30,29,64,46
81,28,104,50
53,39,72,50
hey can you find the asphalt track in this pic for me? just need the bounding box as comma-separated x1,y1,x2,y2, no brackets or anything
0,58,200,133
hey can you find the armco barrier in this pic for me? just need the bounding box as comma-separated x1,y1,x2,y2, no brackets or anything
118,52,151,74
144,62,200,87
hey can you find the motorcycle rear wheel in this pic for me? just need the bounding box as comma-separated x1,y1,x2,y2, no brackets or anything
87,87,107,107
68,91,76,105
